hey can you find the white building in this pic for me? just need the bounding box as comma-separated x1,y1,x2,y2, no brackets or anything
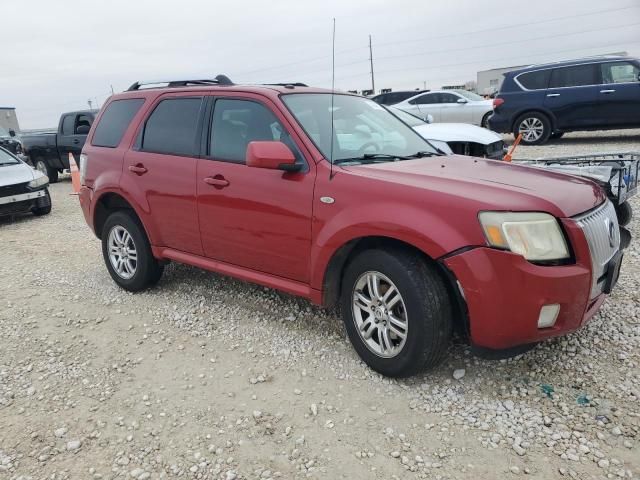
0,107,21,133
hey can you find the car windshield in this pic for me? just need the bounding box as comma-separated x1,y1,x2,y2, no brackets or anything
282,93,437,164
0,148,20,166
455,90,484,101
387,107,425,127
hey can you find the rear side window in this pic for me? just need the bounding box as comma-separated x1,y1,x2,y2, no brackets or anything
549,64,599,88
141,98,202,156
517,70,551,90
601,61,640,84
92,99,145,148
61,115,75,136
410,93,437,105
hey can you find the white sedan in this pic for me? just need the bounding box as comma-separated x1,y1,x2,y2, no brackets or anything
393,89,494,127
389,107,506,160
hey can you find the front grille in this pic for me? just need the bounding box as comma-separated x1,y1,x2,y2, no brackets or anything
448,141,505,159
574,201,620,298
0,182,29,197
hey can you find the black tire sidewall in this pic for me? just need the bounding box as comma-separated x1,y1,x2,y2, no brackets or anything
101,211,160,292
514,112,551,145
340,249,451,377
32,189,51,216
481,112,491,128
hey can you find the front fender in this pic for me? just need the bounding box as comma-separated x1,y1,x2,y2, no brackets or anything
309,200,475,290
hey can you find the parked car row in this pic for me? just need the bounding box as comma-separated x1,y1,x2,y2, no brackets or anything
76,77,629,377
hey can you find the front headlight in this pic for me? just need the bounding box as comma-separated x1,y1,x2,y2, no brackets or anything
478,211,569,261
28,174,49,189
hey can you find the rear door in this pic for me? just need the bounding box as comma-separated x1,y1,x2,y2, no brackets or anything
58,113,94,167
596,60,640,126
56,114,77,168
543,64,600,129
196,95,315,282
123,94,204,255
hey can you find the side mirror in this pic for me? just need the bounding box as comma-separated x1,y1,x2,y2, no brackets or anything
246,141,300,172
76,125,90,135
8,129,16,137
457,98,468,104
424,114,434,124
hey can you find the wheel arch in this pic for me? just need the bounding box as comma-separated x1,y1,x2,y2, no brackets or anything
320,235,469,338
93,191,149,241
511,108,557,133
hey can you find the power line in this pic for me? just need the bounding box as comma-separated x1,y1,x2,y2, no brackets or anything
233,4,638,79
335,40,640,83
371,4,640,51
264,23,639,82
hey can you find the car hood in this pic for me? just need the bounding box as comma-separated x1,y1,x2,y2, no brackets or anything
343,155,606,218
0,162,36,187
413,123,502,145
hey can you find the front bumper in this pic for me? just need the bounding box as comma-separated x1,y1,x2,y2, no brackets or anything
443,217,619,349
0,189,47,216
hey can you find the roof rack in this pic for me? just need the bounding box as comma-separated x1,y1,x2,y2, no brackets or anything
264,82,308,88
127,74,234,91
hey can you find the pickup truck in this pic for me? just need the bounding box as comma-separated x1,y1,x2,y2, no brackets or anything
21,109,97,182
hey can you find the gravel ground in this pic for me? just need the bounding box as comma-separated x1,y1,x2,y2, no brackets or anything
1,132,639,480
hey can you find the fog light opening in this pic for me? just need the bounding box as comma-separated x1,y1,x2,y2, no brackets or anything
538,304,560,329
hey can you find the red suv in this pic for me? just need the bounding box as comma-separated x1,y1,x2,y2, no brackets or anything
79,77,627,377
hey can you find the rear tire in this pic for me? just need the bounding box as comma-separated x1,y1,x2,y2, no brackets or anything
513,112,551,145
340,248,452,377
35,159,59,183
101,210,164,292
481,112,492,128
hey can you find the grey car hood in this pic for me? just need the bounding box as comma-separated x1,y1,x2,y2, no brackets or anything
0,162,36,187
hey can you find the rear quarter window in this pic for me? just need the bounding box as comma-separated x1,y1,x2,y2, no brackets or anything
516,70,551,90
92,99,145,148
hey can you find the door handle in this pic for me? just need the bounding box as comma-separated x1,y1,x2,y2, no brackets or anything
600,89,616,94
73,139,80,144
546,93,560,97
204,176,229,187
128,164,148,175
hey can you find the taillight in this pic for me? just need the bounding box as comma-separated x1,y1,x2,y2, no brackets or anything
493,98,505,109
79,153,88,185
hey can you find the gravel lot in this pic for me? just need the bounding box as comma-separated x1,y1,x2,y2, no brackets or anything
1,131,639,480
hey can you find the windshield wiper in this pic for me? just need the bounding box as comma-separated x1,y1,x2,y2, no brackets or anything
334,153,411,164
407,151,442,158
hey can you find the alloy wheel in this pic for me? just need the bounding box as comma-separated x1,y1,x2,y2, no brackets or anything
518,117,544,142
351,271,408,358
107,225,138,280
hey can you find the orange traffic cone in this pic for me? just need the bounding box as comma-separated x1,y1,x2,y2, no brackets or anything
68,152,81,195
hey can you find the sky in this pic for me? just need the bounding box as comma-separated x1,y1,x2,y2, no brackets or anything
2,0,639,129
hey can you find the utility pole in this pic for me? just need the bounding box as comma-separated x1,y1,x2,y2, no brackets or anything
87,99,93,110
110,84,115,95
368,34,375,94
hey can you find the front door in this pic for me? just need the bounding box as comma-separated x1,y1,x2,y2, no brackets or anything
437,92,472,123
197,95,314,282
544,64,600,130
595,60,640,127
123,95,204,256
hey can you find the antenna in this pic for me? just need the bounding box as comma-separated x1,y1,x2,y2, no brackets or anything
329,18,336,180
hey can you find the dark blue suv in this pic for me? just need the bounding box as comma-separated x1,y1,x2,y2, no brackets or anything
488,56,640,145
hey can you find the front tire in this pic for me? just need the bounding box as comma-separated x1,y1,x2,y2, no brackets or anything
35,159,59,183
340,249,452,377
32,189,52,216
101,210,164,291
615,201,632,227
514,112,551,145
